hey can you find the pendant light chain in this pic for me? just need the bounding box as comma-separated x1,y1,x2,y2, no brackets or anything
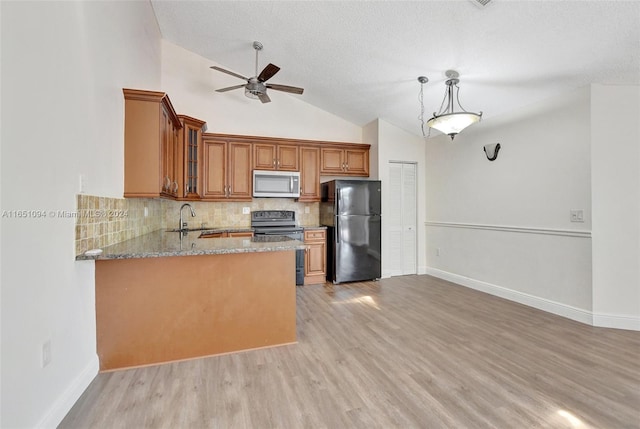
417,76,430,138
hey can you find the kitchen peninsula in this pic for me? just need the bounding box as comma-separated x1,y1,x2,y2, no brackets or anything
78,230,304,371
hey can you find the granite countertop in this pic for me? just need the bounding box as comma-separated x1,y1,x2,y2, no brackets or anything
76,229,305,261
198,226,254,233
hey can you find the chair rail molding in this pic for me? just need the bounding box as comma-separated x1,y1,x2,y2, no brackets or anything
425,221,591,238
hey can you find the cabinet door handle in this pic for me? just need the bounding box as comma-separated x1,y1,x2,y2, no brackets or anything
228,185,232,195
164,176,171,190
172,181,178,193
273,159,276,166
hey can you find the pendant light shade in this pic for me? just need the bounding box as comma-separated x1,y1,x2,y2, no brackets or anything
427,70,482,140
427,112,482,136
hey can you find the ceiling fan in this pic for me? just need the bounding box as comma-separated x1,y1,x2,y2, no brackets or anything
211,41,304,104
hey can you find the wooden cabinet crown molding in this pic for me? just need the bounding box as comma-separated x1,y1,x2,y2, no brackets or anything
177,114,207,130
202,132,369,151
123,88,181,129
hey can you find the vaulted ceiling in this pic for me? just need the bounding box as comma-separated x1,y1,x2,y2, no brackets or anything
151,1,640,137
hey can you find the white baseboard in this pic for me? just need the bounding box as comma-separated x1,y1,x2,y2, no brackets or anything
425,267,598,326
36,354,99,429
593,312,640,331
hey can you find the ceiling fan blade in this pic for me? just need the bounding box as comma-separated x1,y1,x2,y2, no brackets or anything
266,84,304,95
210,66,248,81
258,93,271,104
215,84,246,93
257,63,280,82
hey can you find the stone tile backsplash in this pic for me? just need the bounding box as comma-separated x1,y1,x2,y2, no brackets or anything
75,195,320,256
162,198,320,231
75,195,163,255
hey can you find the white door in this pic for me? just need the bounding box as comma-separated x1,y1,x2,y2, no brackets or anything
387,162,417,276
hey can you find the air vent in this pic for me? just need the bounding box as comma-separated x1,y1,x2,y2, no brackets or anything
472,0,492,6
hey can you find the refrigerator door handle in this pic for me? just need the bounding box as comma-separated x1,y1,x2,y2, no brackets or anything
335,218,340,244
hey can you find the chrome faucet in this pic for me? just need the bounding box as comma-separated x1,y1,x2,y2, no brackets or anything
179,203,196,231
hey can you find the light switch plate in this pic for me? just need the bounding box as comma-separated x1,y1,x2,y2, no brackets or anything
242,207,250,215
570,209,584,222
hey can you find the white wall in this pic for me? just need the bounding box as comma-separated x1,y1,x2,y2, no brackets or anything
362,120,379,180
425,88,594,323
160,41,362,143
591,84,640,329
375,119,427,277
1,2,162,427
426,87,592,229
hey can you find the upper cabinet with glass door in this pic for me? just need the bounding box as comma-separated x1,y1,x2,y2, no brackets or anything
177,115,207,200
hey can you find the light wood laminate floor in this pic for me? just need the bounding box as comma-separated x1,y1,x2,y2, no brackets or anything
60,275,640,428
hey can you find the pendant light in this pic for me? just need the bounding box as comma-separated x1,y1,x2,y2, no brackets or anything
427,70,482,140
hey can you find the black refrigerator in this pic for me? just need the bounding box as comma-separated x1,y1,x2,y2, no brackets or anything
321,180,381,284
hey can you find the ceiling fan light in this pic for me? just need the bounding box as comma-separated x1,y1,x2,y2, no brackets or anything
427,112,482,139
244,87,260,100
244,80,266,100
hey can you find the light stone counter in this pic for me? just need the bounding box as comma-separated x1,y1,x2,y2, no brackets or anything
76,229,304,260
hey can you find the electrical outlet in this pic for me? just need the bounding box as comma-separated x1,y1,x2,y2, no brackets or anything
436,248,441,256
570,209,584,223
304,206,310,214
242,207,250,215
79,174,85,193
144,206,148,217
42,340,52,368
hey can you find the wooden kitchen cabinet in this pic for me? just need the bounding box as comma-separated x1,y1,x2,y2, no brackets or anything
123,89,182,198
253,143,299,171
176,115,206,200
199,232,225,238
298,146,321,202
320,146,369,176
95,250,296,370
227,231,254,238
304,229,327,285
202,136,252,201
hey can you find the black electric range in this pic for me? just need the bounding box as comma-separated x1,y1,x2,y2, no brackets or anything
251,210,304,285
